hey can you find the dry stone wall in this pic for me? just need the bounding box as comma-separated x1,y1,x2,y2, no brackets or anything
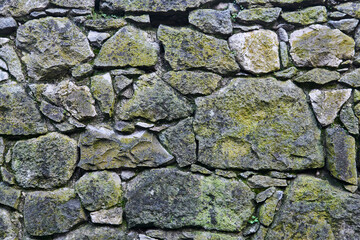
1,0,360,239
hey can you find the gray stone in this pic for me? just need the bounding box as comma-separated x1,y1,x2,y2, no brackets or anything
113,75,133,94
335,2,360,19
125,168,255,231
344,185,358,193
125,14,151,24
87,30,110,48
339,69,360,87
0,58,7,70
236,7,281,24
229,30,280,74
0,182,21,209
277,27,288,42
91,73,115,116
90,207,123,225
281,6,327,25
215,169,237,178
0,137,3,165
252,226,268,240
24,188,85,236
329,11,347,19
135,122,154,129
309,89,351,126
71,63,93,79
256,187,276,203
268,171,296,179
274,67,298,80
0,167,15,185
233,24,262,31
0,69,8,81
158,25,239,74
54,224,126,240
40,100,65,122
45,8,69,16
194,78,323,170
279,41,289,68
243,222,260,237
120,170,136,180
0,208,18,239
0,44,24,81
16,17,94,81
248,175,287,188
189,9,232,35
294,68,340,84
289,25,355,67
30,11,47,18
328,19,359,33
190,164,212,175
111,68,145,77
326,125,357,185
84,18,127,31
2,0,49,17
259,191,283,226
340,103,359,135
114,120,135,134
50,0,94,9
0,17,16,35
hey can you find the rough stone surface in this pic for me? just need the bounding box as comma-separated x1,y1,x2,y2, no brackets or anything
258,190,283,226
125,168,255,231
71,63,93,79
1,0,49,17
54,224,126,240
335,2,360,18
274,67,298,80
340,103,359,135
39,100,65,122
90,207,123,225
229,30,280,74
339,69,360,87
84,18,127,31
0,182,21,209
236,7,281,24
194,77,323,170
87,30,110,48
328,19,359,33
248,175,287,188
11,132,77,189
309,89,351,126
281,6,327,25
0,208,18,239
289,25,355,67
0,17,16,34
50,0,94,9
189,9,232,35
0,44,25,81
256,187,276,203
91,73,115,116
294,68,340,84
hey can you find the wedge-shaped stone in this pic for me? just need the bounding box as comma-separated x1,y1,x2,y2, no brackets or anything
78,125,173,170
91,73,115,116
340,103,359,135
125,168,255,231
281,6,327,25
335,2,360,19
158,25,239,74
194,77,323,170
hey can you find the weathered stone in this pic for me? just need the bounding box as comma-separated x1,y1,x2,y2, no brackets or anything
135,122,154,128
259,191,283,227
274,67,298,80
236,0,325,5
54,225,126,240
45,8,69,16
87,30,110,48
329,11,347,19
78,125,173,170
2,0,49,17
113,75,132,95
111,68,145,77
233,24,262,31
189,9,232,35
326,125,357,185
328,19,359,34
95,26,158,68
11,132,77,189
158,25,239,74
84,18,127,31
243,222,260,237
125,168,255,231
289,25,355,67
309,89,351,126
236,8,281,24
0,69,8,81
120,170,136,181
0,182,21,209
190,164,212,175
1,167,15,185
163,70,222,96
30,10,47,18
16,17,94,81
248,175,287,188
114,120,135,134
91,73,115,116
0,81,47,135
335,2,360,19
215,169,237,178
339,69,360,87
0,17,16,35
50,0,94,9
256,187,276,203
277,27,288,42
39,100,65,123
0,59,7,71
0,137,3,165
229,30,280,74
266,175,360,239
0,208,18,239
125,14,150,24
279,41,289,68
24,188,85,236
90,207,123,225
0,44,24,81
294,68,340,84
281,6,327,25
344,185,358,193
146,229,244,240
117,73,193,122
340,103,359,135
71,63,93,79
194,77,323,170
268,171,296,179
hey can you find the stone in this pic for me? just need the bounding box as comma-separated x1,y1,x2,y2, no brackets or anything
344,185,358,193
248,175,287,188
335,2,360,18
30,11,47,18
0,59,7,70
54,225,126,240
84,18,127,31
91,73,115,116
243,222,260,236
294,68,340,84
87,30,110,48
277,28,288,42
114,120,135,134
279,41,289,68
120,170,136,180
281,6,327,25
258,190,283,226
190,164,212,175
135,122,154,128
0,137,3,165
356,26,360,50
39,100,65,122
266,175,360,239
70,9,91,15
50,0,94,9
11,132,77,189
1,167,15,185
340,103,359,135
268,171,296,179
0,69,8,81
0,44,24,81
329,11,347,19
90,207,123,225
339,69,360,87
95,26,158,68
229,30,280,74
113,75,133,94
71,63,93,79
236,8,281,24
3,0,49,17
189,9,232,35
325,125,357,185
125,14,151,24
289,25,355,68
194,77,323,170
158,25,239,74
0,38,9,45
233,24,262,31
111,68,145,77
256,187,276,203
0,208,18,239
0,81,47,135
125,168,255,231
355,90,360,103
0,182,21,209
45,8,69,16
163,70,222,96
16,17,94,81
252,226,268,240
215,169,237,178
117,73,193,122
78,125,173,170
328,19,359,34
0,17,16,35
24,188,85,236
274,67,298,80
309,89,351,126
75,171,122,211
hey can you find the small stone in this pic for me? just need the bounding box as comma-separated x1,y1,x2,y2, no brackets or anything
328,11,347,19
114,120,135,134
328,19,359,34
0,182,21,209
279,41,289,68
135,122,154,128
150,124,171,132
0,137,3,165
120,170,136,180
251,225,268,240
355,90,360,103
40,100,65,122
1,167,16,185
248,175,287,188
0,44,24,81
344,185,358,193
335,2,360,18
87,30,110,48
189,9,232,35
0,58,7,70
125,14,151,24
190,164,212,175
0,38,9,45
274,67,298,80
339,69,360,87
309,89,351,126
90,207,123,225
0,69,8,81
239,171,256,179
30,11,47,18
84,18,127,31
340,103,359,135
233,24,262,31
355,25,360,50
294,68,340,85
0,17,17,35
45,8,69,16
236,7,281,24
113,75,133,94
75,171,122,211
243,222,260,236
70,9,91,16
111,68,145,77
268,171,296,179
277,27,288,42
258,190,283,226
71,63,93,79
53,121,76,133
91,73,115,116
0,208,18,239
281,6,327,25
256,187,276,203
215,169,237,178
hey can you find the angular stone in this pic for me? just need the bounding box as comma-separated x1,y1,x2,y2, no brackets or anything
120,170,136,181
0,182,21,209
189,9,232,35
326,125,357,185
111,68,145,77
0,44,24,81
125,168,255,231
159,118,196,167
125,14,150,24
50,0,94,9
190,164,212,175
268,171,296,179
243,222,260,237
158,25,239,74
16,17,94,81
340,103,359,135
40,100,65,123
328,19,359,34
11,132,77,189
2,0,49,17
294,68,340,84
87,30,110,48
0,59,7,70
90,207,123,225
84,18,127,31
0,17,16,35
54,225,126,240
259,191,283,226
45,8,69,16
309,89,351,126
274,67,298,80
277,27,288,42
236,7,281,24
344,185,358,193
194,78,323,170
95,26,158,68
279,41,289,68
266,175,360,239
1,167,15,185
229,30,280,74
71,63,93,79
0,69,8,81
114,120,135,134
256,187,276,203
356,26,360,50
0,81,47,136
281,6,327,25
145,230,244,240
78,125,173,170
335,2,360,19
24,188,85,236
215,169,237,178
113,75,132,94
248,175,287,188
289,25,355,67
91,73,115,116
339,69,360,87
0,208,18,239
117,73,193,122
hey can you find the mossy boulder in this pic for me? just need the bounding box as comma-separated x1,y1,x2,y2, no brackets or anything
293,68,340,85
281,6,327,25
194,77,323,170
189,9,232,35
91,73,115,116
236,7,281,24
53,224,126,240
125,168,255,231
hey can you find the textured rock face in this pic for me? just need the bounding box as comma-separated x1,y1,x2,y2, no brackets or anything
16,17,93,81
1,0,49,17
91,73,115,116
189,9,232,35
0,208,18,239
0,44,25,82
293,68,340,84
281,6,327,25
335,2,360,18
50,0,94,9
236,7,281,24
194,77,323,170
339,69,360,87
125,168,255,231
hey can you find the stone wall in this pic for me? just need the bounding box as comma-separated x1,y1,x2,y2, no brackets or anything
0,0,360,239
